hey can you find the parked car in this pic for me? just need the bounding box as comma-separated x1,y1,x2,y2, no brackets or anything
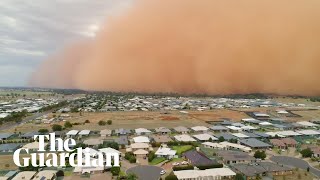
160,170,166,175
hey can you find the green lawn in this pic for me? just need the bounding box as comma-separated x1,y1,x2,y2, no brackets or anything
172,145,194,155
150,157,166,165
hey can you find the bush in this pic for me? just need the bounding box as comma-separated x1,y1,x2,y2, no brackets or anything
172,165,194,171
38,128,49,134
56,170,64,177
254,150,267,160
151,142,161,147
64,121,72,128
98,120,107,126
110,166,120,176
300,148,313,158
84,120,90,123
52,124,62,131
107,120,112,125
148,151,156,162
165,172,178,180
125,152,136,163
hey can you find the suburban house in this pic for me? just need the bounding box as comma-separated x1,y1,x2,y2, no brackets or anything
173,126,190,134
226,126,242,133
155,127,171,134
191,126,209,133
219,142,252,152
33,170,57,180
193,133,218,142
183,150,218,167
135,128,152,135
115,135,129,145
270,139,286,149
66,130,79,138
100,129,112,137
133,149,149,158
127,143,151,152
0,133,14,141
132,136,150,143
83,138,103,147
232,162,293,179
174,134,197,142
155,145,177,159
114,128,131,136
210,125,229,133
151,135,173,143
174,168,236,180
281,138,297,148
73,166,104,175
99,147,122,158
239,138,271,149
78,130,90,138
11,171,37,180
216,150,255,164
22,142,48,151
21,132,39,139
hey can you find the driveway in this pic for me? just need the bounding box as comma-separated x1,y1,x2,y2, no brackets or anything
127,165,163,180
270,156,320,177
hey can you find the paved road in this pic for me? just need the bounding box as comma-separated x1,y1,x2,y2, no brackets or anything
0,111,52,131
270,156,320,177
127,165,163,180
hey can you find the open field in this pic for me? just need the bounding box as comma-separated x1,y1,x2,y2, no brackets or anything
1,109,249,133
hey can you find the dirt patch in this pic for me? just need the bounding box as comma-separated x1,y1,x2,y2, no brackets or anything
160,116,180,121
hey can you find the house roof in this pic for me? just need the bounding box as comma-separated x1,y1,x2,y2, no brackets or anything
133,136,150,143
296,129,320,135
115,128,131,135
33,170,57,180
239,138,271,148
83,138,103,146
281,138,297,145
174,134,197,142
232,133,250,138
242,118,262,124
232,162,292,177
191,126,209,131
22,142,48,150
155,147,176,156
277,131,302,137
193,133,218,141
226,126,241,131
296,121,319,127
253,132,270,138
21,131,39,138
134,149,149,155
215,133,236,140
135,128,151,133
216,150,255,161
210,126,228,131
270,139,286,147
241,132,260,138
116,136,129,145
78,130,90,135
100,129,112,135
11,171,37,180
151,135,172,143
99,147,121,154
174,126,190,132
183,150,217,166
155,127,171,133
174,168,236,179
66,130,79,136
0,133,14,140
130,143,149,149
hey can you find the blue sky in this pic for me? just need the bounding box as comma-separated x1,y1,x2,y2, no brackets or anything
0,0,131,87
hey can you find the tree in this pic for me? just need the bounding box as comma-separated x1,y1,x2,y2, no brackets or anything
64,121,72,128
148,151,156,162
84,120,90,123
126,173,138,180
38,129,49,134
307,167,310,172
107,120,112,125
165,172,178,180
218,136,225,142
300,148,313,158
98,120,106,126
235,173,244,180
56,170,64,177
254,150,267,160
52,124,62,131
110,166,120,176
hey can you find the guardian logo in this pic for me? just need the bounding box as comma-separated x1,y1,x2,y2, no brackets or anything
13,133,120,168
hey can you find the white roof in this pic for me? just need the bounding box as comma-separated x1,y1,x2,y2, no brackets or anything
232,133,249,138
219,141,252,152
191,126,209,131
174,168,236,179
79,130,90,135
253,112,270,117
12,171,37,180
241,125,258,130
174,134,197,142
83,148,99,156
265,132,286,138
133,136,150,143
242,118,258,122
193,133,218,141
202,142,225,149
66,130,79,135
33,170,57,180
74,166,104,173
226,126,241,131
155,147,176,156
296,129,320,135
277,110,289,114
259,122,273,126
277,130,302,137
99,147,121,154
130,143,150,149
22,142,48,150
296,121,319,127
135,128,151,133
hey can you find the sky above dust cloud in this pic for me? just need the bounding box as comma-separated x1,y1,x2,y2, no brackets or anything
24,0,320,95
